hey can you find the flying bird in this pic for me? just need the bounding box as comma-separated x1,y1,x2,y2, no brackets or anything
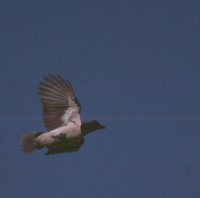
21,74,106,155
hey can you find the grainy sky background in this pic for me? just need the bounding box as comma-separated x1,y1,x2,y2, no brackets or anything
0,0,200,197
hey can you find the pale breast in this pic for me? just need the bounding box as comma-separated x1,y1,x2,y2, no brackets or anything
48,123,81,139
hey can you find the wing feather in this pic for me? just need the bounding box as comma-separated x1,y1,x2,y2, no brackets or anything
38,74,81,131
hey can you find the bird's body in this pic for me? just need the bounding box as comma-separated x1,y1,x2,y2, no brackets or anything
21,74,105,155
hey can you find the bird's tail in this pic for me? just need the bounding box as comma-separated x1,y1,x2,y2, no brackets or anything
21,132,43,153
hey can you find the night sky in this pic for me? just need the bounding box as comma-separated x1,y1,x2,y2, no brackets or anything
0,0,200,197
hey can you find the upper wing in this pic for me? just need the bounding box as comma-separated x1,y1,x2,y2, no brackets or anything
38,74,81,131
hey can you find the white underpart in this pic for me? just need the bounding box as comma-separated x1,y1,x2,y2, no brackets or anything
35,123,81,147
49,123,81,138
35,103,81,147
62,106,81,125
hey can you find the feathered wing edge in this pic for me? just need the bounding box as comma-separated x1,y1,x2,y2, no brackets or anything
38,74,81,131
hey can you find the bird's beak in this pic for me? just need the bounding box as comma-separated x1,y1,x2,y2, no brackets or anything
100,124,106,129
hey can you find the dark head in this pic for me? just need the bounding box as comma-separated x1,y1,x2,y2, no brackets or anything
81,120,106,136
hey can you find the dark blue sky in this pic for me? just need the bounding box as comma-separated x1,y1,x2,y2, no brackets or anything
0,0,200,197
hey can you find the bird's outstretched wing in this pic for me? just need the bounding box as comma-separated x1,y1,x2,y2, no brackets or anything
38,74,81,131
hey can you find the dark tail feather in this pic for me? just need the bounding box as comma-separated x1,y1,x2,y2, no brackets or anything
21,132,43,153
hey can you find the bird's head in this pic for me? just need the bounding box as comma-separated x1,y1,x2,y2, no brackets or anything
89,120,106,130
81,120,106,136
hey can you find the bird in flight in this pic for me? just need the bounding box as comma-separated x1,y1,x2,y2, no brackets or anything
21,74,106,155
